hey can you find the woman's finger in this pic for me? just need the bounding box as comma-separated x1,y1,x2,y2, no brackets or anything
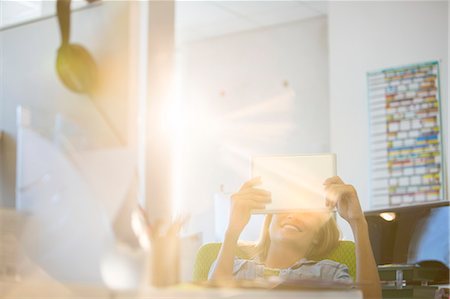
325,198,337,209
234,193,271,203
249,195,272,203
324,183,352,194
239,187,271,197
237,198,265,209
240,177,262,190
324,183,339,190
324,185,346,202
323,176,345,186
248,202,266,210
325,185,359,209
251,200,271,205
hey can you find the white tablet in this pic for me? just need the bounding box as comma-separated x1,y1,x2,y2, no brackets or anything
251,154,336,213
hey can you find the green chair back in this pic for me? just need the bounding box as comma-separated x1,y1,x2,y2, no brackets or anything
192,241,356,281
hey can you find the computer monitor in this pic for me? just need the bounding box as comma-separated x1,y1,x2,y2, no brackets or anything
365,202,449,283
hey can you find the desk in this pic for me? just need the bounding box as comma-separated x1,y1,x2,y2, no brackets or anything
1,281,362,299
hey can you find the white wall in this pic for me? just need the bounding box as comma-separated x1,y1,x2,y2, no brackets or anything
328,1,448,239
176,16,330,242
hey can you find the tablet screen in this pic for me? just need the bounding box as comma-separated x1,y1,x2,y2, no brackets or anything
251,154,336,213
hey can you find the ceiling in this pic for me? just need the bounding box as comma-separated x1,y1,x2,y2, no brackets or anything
175,1,328,44
0,0,88,29
1,1,327,43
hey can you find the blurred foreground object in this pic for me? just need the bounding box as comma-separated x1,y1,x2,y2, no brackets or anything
132,207,187,287
55,0,124,144
15,106,135,284
56,0,99,94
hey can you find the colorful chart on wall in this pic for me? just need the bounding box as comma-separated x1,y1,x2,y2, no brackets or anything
367,61,445,208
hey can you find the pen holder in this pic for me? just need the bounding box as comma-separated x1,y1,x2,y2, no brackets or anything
149,233,180,287
133,207,185,288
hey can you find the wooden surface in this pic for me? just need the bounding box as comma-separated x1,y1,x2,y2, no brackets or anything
0,281,362,299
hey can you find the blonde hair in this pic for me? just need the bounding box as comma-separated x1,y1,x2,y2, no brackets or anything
239,213,340,262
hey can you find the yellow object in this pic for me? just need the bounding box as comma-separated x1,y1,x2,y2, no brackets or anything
263,267,280,278
193,241,356,281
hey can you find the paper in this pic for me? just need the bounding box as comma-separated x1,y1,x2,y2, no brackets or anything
367,61,445,207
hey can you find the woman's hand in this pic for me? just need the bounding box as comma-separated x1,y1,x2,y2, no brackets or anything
227,177,271,236
211,178,270,281
324,176,382,299
323,176,365,226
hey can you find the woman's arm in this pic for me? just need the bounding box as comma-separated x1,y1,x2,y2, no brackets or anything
210,177,271,281
209,228,240,280
324,176,382,299
350,218,381,299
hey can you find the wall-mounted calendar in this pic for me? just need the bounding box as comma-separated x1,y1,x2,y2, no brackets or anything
367,61,445,208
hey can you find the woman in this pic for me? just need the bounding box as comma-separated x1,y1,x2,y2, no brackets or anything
209,176,381,299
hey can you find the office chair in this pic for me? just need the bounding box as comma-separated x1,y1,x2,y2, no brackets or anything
192,241,356,281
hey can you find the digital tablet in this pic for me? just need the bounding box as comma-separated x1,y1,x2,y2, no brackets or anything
251,154,336,213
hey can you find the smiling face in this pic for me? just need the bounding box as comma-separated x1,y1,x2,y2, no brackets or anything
269,212,331,251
